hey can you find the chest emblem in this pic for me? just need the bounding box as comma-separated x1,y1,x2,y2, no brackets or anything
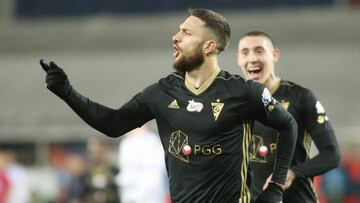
249,135,267,163
211,100,224,121
168,130,189,163
187,100,203,112
168,99,180,109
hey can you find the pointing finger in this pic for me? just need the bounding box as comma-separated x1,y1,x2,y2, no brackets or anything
40,59,50,72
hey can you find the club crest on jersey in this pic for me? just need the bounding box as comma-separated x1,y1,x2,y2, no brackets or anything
261,88,272,107
187,100,203,112
211,99,224,121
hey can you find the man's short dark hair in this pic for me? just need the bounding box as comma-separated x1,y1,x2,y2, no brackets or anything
242,31,275,47
189,9,231,54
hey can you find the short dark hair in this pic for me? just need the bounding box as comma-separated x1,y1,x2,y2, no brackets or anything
242,31,275,47
189,8,231,54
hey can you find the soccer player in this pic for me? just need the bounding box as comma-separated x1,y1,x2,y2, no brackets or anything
40,9,297,203
237,31,340,203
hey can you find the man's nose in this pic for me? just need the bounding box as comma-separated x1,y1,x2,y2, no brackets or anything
172,32,180,43
248,52,258,63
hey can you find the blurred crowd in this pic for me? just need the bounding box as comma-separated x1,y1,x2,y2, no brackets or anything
0,126,170,203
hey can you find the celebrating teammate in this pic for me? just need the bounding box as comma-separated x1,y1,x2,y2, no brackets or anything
237,31,340,203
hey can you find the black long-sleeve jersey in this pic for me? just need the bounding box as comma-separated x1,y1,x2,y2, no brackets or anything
62,70,297,203
249,79,340,203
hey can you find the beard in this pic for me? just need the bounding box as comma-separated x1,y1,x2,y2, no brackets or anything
173,45,204,72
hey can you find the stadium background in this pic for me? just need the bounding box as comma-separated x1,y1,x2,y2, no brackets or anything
0,0,359,202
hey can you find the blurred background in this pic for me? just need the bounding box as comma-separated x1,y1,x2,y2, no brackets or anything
0,0,359,202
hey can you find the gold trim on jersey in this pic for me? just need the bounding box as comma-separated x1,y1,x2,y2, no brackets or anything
239,190,250,203
239,121,252,203
303,130,312,161
307,177,319,202
184,68,220,95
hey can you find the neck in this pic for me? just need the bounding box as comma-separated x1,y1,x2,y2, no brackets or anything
265,74,280,94
186,57,219,88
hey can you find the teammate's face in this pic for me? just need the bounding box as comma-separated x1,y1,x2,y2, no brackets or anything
172,16,206,72
237,36,279,84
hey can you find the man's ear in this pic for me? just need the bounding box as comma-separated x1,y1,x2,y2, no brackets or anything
203,40,218,55
273,48,280,62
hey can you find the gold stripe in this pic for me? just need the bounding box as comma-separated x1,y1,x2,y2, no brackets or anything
303,130,312,160
240,121,251,203
308,177,319,201
184,68,220,95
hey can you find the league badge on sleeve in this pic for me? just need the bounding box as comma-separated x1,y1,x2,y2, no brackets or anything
262,88,272,106
262,88,276,112
316,101,329,124
315,101,325,114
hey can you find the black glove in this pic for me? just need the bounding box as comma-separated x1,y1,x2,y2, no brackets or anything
254,182,283,203
40,59,72,99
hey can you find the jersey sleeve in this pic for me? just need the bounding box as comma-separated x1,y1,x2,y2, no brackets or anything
63,84,156,138
291,89,340,178
247,80,298,185
301,89,334,135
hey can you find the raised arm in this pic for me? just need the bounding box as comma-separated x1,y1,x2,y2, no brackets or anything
40,59,154,137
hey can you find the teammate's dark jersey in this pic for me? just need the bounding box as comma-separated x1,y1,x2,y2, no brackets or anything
61,69,297,203
249,79,340,203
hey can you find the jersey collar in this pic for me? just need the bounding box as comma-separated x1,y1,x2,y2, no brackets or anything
185,68,221,95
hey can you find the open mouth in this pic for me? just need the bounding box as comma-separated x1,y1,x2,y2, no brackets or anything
247,66,262,80
173,44,180,58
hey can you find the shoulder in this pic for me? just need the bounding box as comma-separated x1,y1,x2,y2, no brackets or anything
280,80,305,91
139,72,184,102
158,72,184,88
216,70,267,102
141,72,182,93
280,79,316,100
215,70,263,91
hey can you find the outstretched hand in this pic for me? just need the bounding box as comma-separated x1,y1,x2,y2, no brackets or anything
40,59,72,99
